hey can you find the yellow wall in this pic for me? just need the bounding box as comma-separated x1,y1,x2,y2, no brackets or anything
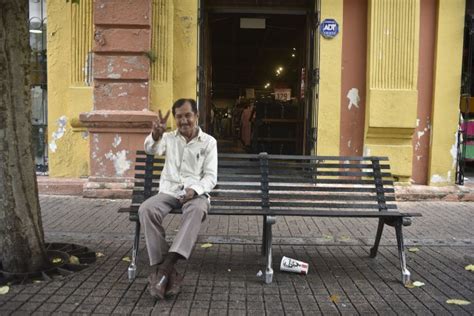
48,0,200,177
316,0,343,156
149,0,197,130
428,0,465,185
364,0,420,182
47,0,92,177
150,0,174,127
173,0,198,103
47,0,466,187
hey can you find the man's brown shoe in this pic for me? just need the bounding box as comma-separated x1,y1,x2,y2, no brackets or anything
148,269,169,300
165,268,183,298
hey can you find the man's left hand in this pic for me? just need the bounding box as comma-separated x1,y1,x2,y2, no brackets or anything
179,188,196,204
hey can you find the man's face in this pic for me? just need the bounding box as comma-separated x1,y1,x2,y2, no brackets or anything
174,102,198,135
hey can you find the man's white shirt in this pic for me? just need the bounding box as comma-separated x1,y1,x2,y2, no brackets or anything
144,128,218,198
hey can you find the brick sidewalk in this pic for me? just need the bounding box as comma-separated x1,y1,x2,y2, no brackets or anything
0,196,472,315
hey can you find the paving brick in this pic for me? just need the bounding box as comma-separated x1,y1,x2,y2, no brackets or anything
228,309,246,316
17,301,42,312
2,197,471,316
131,306,153,315
189,309,208,316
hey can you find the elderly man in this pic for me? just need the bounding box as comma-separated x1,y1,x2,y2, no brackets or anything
139,98,217,299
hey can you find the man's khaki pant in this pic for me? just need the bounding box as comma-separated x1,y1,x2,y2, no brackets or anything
138,193,209,266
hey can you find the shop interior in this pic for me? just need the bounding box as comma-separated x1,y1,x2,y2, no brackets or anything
457,6,474,185
201,1,314,154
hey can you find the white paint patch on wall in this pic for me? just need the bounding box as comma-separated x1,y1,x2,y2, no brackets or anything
92,133,100,160
347,88,360,110
112,134,122,148
417,131,425,139
431,171,452,184
450,132,458,168
49,115,67,153
363,146,371,157
107,74,121,79
415,141,420,151
105,149,131,176
430,174,447,183
347,140,351,148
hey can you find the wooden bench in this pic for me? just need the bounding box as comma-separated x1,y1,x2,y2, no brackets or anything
120,151,421,285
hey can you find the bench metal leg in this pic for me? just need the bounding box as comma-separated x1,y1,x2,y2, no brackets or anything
128,221,140,282
262,215,267,256
369,219,385,258
264,216,276,284
394,218,411,286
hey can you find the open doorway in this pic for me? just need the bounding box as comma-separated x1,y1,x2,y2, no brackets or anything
456,6,474,185
198,0,319,154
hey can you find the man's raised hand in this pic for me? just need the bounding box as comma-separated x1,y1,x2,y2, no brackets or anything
152,109,170,141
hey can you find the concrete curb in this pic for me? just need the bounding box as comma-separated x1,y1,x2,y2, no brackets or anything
395,184,474,201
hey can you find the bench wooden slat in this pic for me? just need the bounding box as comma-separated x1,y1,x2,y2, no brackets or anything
267,194,396,201
135,165,164,171
126,207,413,217
132,188,395,198
269,202,397,209
267,162,390,169
309,179,394,185
218,161,261,167
135,157,166,163
133,182,159,187
266,170,392,177
314,171,392,177
132,182,395,190
213,184,264,190
312,163,390,169
217,168,261,174
205,209,417,217
268,186,395,193
210,192,262,198
211,200,263,207
266,154,389,161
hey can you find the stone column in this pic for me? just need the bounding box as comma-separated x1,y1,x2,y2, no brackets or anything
364,0,420,182
80,0,156,198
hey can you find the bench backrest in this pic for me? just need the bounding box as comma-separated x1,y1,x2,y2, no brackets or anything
130,151,395,220
264,154,396,216
130,151,264,219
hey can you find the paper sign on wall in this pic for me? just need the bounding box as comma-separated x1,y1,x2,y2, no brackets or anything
274,89,291,101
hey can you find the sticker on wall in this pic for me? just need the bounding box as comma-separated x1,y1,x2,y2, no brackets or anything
320,19,339,39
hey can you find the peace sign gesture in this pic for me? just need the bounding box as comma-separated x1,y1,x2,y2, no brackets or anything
151,109,170,141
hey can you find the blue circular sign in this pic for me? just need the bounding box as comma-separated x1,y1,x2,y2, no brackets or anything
320,19,339,39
